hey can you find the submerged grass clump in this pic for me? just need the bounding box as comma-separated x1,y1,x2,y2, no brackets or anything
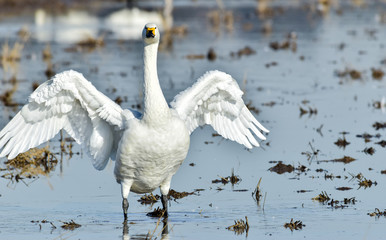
212,169,241,186
61,220,81,230
226,216,249,235
368,208,386,217
284,218,305,231
138,193,160,205
1,146,57,183
146,207,166,218
312,191,330,203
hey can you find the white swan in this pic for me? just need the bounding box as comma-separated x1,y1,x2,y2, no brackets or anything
0,23,268,220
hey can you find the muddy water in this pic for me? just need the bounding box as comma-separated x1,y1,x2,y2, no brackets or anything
1,1,386,239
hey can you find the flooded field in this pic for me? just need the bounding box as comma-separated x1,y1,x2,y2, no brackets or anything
0,0,386,239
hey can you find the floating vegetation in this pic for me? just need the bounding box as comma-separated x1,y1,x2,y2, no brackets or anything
317,156,356,164
226,216,249,235
245,101,260,114
372,122,386,130
312,191,330,203
363,147,375,155
138,193,160,205
371,68,384,80
269,32,297,52
336,68,362,80
297,190,312,193
212,176,230,184
146,207,166,218
207,48,217,61
356,132,381,143
299,106,317,117
368,208,386,217
265,61,278,68
168,189,199,200
357,176,377,189
230,46,256,58
212,169,241,185
61,220,81,230
324,173,342,180
268,162,294,174
334,137,350,149
375,140,386,147
186,54,205,60
1,147,57,183
336,187,352,191
343,197,357,205
327,197,357,209
284,218,305,231
76,35,105,52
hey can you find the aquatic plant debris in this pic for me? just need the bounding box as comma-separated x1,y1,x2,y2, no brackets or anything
284,218,305,231
357,176,377,189
61,220,81,230
368,208,386,217
168,189,199,200
211,169,241,185
334,137,350,149
318,156,356,164
146,207,166,218
371,68,385,80
312,191,330,203
138,193,160,205
372,122,386,130
226,216,249,235
375,140,386,147
336,187,353,191
1,147,57,182
268,162,294,174
363,147,375,155
230,46,256,58
299,106,317,117
76,35,105,52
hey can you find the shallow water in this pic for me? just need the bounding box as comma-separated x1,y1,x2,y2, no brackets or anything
1,1,386,239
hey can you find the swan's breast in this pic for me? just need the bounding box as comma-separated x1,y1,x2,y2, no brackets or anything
114,115,190,190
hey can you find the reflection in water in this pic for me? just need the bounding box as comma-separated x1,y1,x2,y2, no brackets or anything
123,218,169,240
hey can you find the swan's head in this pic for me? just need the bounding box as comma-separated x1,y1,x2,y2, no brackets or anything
142,23,160,45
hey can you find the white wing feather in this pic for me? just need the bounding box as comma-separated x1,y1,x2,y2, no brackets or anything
0,70,136,170
171,70,269,149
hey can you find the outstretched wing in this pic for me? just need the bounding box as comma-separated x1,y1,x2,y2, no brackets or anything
0,70,136,170
170,70,268,149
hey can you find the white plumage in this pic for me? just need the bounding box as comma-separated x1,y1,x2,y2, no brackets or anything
0,23,268,220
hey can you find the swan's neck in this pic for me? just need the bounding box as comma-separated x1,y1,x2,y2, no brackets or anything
142,43,170,124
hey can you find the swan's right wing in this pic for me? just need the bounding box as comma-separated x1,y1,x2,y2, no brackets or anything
0,70,136,170
171,70,268,149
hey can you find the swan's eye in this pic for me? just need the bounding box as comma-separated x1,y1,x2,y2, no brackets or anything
146,27,156,38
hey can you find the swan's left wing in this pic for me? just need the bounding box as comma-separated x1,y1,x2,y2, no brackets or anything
170,70,269,149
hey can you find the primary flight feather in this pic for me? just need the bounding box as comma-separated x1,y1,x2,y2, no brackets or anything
0,23,268,220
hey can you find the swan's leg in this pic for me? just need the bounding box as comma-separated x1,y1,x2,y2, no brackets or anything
121,179,133,222
160,178,172,217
